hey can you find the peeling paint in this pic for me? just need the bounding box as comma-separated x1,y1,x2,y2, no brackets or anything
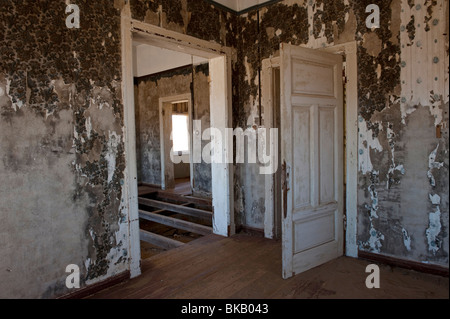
402,227,412,251
105,131,121,184
0,0,128,298
360,222,385,253
426,206,442,254
427,143,444,187
358,118,383,175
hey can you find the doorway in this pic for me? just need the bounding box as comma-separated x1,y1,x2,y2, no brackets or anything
262,41,358,278
121,18,235,278
159,94,194,192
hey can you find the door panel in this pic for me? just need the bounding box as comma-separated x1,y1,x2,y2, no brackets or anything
292,106,311,209
319,107,336,204
291,59,335,96
281,43,344,279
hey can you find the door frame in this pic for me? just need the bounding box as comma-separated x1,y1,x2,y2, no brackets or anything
159,93,193,190
262,41,358,259
121,7,235,278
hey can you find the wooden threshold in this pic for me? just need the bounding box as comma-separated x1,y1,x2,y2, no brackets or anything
139,210,213,236
140,229,185,250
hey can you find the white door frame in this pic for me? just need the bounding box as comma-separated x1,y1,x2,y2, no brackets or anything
159,93,193,190
262,41,358,259
121,9,235,278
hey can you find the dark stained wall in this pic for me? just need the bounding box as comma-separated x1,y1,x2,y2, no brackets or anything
0,0,128,298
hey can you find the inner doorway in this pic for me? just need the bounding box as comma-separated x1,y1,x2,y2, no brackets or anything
133,45,216,259
159,94,194,193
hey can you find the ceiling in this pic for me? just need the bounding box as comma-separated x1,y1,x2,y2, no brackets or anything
210,0,276,13
132,42,208,78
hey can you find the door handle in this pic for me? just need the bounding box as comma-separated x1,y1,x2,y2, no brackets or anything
281,160,290,219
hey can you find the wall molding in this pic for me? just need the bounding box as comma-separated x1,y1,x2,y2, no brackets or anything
57,271,130,299
359,251,449,278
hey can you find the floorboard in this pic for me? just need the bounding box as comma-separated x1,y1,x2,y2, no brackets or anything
87,234,449,299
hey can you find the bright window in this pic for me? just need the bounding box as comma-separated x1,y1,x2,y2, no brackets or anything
172,114,189,153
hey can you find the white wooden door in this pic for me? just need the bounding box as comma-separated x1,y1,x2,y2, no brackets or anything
280,43,344,279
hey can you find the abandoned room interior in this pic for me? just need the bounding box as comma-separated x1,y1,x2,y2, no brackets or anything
0,0,448,300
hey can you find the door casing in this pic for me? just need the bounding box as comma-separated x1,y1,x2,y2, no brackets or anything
121,7,235,278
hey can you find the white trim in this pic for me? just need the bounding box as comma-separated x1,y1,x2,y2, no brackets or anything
262,41,358,259
262,57,280,239
121,14,235,278
159,93,192,190
323,41,358,259
121,9,141,279
131,20,232,59
210,56,235,236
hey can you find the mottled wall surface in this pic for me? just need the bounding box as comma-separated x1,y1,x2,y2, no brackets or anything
356,0,449,267
129,0,237,47
233,0,448,267
0,1,128,298
134,64,212,196
0,0,448,300
192,63,213,197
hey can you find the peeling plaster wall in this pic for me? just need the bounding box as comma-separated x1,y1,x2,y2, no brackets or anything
134,64,212,196
0,0,448,299
233,0,448,267
356,0,449,267
192,63,213,197
0,0,233,299
0,1,128,298
130,0,238,47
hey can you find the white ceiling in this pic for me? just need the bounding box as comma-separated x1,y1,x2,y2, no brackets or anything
211,0,274,12
133,42,208,78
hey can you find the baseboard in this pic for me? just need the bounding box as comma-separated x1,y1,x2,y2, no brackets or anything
358,250,449,277
139,182,161,189
57,271,130,299
236,225,265,237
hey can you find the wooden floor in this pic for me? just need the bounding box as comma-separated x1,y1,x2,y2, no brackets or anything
88,234,449,299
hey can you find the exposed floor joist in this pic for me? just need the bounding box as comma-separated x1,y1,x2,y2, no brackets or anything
139,229,185,250
139,210,213,236
138,197,213,221
137,184,214,255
